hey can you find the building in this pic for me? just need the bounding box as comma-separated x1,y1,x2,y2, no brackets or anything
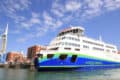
27,45,46,60
6,51,25,64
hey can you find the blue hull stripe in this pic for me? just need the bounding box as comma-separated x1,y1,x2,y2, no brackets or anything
35,57,120,69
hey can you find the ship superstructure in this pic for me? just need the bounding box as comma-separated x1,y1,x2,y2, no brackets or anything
48,27,117,54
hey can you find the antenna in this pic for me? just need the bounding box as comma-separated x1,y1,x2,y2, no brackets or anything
99,35,102,41
4,24,8,35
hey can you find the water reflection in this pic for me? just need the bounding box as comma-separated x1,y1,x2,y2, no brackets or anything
0,68,120,80
34,68,120,80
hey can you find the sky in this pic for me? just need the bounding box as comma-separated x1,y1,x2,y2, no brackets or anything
0,0,120,56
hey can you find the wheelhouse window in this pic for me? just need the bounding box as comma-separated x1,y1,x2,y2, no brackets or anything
71,55,77,63
59,54,68,60
47,54,54,59
73,29,78,33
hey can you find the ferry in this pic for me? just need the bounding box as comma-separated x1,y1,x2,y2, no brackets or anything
34,26,120,71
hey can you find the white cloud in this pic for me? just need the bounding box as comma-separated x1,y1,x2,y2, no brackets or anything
55,20,63,27
30,12,41,24
10,15,26,23
65,1,81,11
5,0,31,13
81,0,120,19
30,18,40,24
51,9,64,17
51,0,120,21
21,22,32,29
36,29,46,37
10,29,21,34
104,0,120,11
0,0,31,24
1,0,120,43
17,37,27,43
20,12,41,29
42,11,63,31
0,28,3,33
17,28,46,43
84,0,103,9
51,1,65,17
17,33,34,43
77,0,103,19
43,12,53,24
32,12,40,18
34,0,120,42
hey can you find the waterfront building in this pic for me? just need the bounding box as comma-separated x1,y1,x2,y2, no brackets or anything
6,51,25,64
27,45,46,60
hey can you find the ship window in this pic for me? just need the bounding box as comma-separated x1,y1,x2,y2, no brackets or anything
62,36,65,40
93,47,104,51
106,49,110,52
75,48,80,51
37,54,43,58
71,55,77,63
64,47,71,50
47,54,54,59
106,45,115,49
83,45,89,49
59,54,68,60
50,47,58,50
112,51,116,53
62,36,80,42
83,40,104,47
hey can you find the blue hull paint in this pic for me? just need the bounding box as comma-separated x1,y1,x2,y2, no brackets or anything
34,57,120,71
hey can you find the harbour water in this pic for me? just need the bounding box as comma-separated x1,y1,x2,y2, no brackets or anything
0,68,120,80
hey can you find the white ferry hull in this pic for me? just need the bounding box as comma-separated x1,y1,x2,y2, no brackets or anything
34,52,120,71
